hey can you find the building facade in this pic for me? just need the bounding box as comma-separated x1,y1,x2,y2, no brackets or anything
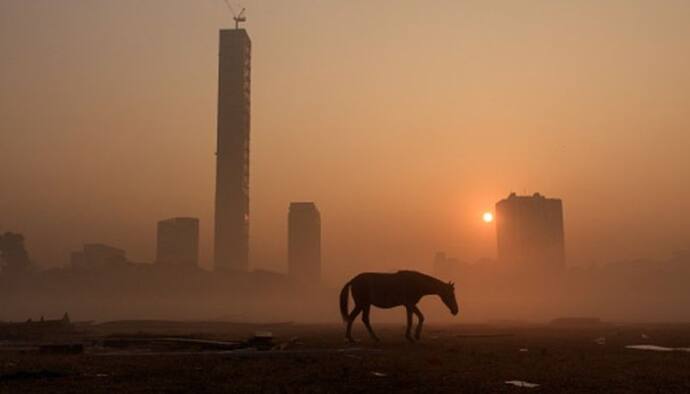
214,28,251,272
495,193,565,272
156,217,199,267
288,202,321,283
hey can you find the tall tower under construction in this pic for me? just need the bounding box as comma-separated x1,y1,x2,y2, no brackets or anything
214,27,251,272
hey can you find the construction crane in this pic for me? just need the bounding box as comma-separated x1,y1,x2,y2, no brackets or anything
223,0,246,29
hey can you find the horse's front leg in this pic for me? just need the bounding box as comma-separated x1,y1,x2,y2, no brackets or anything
412,306,425,340
404,306,414,342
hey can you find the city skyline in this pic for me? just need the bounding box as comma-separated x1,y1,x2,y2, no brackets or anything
3,3,690,391
1,1,689,283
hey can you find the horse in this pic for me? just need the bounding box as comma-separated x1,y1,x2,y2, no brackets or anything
339,270,459,342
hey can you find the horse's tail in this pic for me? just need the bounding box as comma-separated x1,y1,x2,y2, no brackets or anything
339,280,352,322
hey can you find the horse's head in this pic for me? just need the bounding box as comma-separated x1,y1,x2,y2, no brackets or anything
440,281,459,316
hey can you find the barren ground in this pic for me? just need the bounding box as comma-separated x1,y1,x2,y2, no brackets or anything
2,322,690,393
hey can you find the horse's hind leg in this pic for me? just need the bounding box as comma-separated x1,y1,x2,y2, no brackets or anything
361,305,380,342
404,306,415,342
345,305,362,343
413,306,425,340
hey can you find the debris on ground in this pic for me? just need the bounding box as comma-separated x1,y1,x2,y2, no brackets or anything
248,331,274,350
274,336,302,351
594,337,606,345
370,371,388,377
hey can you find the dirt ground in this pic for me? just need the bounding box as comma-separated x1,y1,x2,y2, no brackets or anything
2,322,690,393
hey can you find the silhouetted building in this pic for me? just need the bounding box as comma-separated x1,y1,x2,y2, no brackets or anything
495,193,565,272
288,202,321,283
0,313,74,340
214,27,251,272
0,232,31,275
156,217,199,267
71,244,127,270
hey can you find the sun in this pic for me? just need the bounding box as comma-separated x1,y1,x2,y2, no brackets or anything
482,212,494,223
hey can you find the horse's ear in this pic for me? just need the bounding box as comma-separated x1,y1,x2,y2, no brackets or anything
449,281,455,288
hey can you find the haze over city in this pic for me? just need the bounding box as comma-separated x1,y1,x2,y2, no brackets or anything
4,2,690,392
2,0,689,285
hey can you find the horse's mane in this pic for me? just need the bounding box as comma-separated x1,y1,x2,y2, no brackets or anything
397,270,448,287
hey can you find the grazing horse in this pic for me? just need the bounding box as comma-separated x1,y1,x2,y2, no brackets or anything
339,270,459,342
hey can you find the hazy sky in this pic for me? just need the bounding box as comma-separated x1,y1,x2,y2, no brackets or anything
1,0,689,281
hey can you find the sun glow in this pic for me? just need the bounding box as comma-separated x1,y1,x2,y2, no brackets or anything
482,212,494,223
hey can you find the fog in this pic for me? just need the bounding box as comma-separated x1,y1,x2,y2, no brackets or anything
1,0,689,324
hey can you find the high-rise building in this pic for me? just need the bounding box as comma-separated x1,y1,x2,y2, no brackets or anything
156,217,199,267
288,202,321,282
495,193,565,272
214,27,251,272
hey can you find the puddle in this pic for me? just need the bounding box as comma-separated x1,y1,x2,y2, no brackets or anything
505,380,540,388
370,371,388,377
626,345,690,352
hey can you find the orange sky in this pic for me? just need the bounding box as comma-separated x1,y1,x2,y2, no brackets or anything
1,0,689,282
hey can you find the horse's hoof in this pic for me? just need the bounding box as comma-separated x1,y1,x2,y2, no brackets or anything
406,336,415,343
